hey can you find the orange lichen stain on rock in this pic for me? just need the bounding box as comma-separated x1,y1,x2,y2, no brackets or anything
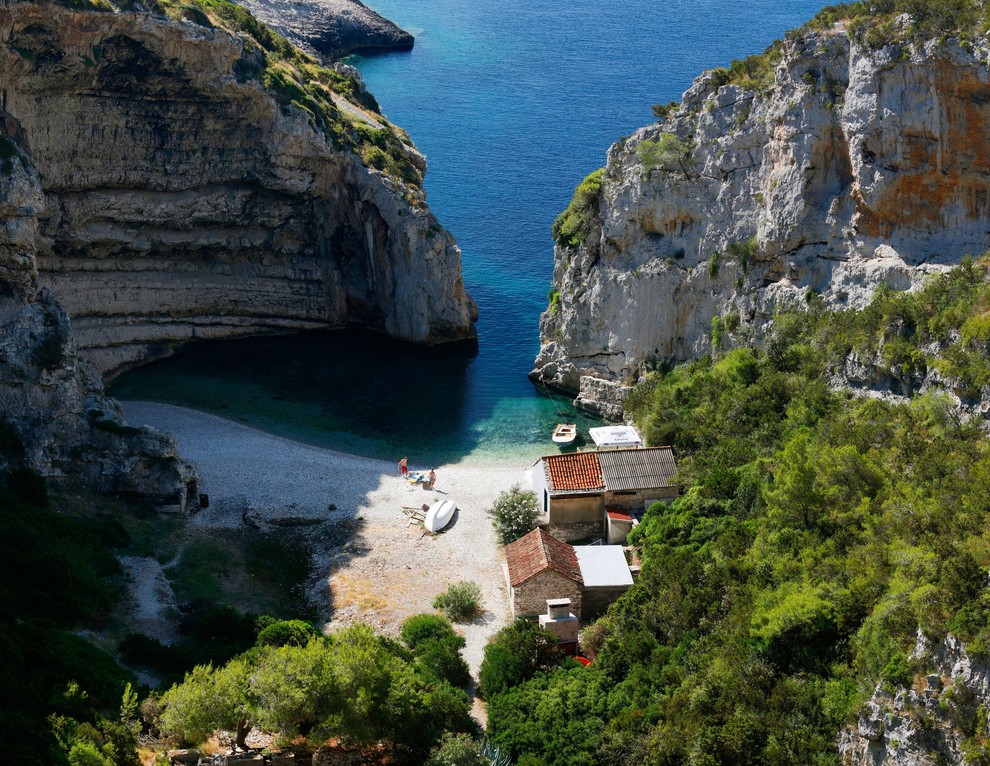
856,62,990,236
945,72,990,174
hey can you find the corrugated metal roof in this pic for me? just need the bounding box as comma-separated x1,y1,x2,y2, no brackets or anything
544,452,604,492
598,446,677,491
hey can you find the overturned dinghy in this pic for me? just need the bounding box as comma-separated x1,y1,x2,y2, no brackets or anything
424,498,456,533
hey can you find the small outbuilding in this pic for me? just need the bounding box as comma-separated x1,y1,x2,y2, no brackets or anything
573,545,634,620
503,528,583,619
530,446,679,542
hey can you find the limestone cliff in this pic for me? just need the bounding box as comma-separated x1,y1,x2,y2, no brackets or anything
0,0,476,377
532,20,990,398
234,0,413,60
0,138,195,504
839,632,990,766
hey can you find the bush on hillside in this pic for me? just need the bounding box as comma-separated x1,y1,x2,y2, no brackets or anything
433,581,482,623
487,486,539,546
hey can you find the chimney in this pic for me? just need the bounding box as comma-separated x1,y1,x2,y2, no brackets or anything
539,598,578,648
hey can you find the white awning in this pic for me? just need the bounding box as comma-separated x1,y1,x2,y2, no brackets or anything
588,425,643,449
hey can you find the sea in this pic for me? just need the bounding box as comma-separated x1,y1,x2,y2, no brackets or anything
109,0,827,465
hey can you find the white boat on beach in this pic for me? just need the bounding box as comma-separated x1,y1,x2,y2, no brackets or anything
552,423,577,445
424,498,456,533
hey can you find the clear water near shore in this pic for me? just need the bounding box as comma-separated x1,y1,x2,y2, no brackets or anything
111,0,826,462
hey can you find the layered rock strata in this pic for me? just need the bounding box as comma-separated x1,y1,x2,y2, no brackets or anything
1,2,475,377
235,0,413,60
533,23,990,398
0,139,195,505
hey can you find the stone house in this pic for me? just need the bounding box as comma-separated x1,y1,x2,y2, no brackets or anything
530,446,679,543
503,528,583,619
503,528,634,621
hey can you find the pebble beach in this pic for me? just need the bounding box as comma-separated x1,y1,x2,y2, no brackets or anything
122,401,526,675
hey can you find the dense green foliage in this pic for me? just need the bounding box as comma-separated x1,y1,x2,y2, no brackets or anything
485,261,990,765
551,169,603,248
488,485,541,545
478,621,560,699
0,470,139,765
161,623,475,761
400,614,472,688
433,581,482,622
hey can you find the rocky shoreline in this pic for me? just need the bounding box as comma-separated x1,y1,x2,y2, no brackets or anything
234,0,414,60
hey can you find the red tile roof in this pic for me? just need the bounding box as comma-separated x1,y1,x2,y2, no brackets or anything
606,508,633,521
544,452,604,492
504,528,582,587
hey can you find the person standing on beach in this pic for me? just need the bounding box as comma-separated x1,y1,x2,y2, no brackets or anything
427,468,436,490
399,456,408,478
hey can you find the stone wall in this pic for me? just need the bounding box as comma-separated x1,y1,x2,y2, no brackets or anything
547,494,605,542
604,488,679,513
509,568,582,619
572,376,631,420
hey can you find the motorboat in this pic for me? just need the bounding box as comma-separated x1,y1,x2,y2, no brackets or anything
552,423,577,445
424,498,456,533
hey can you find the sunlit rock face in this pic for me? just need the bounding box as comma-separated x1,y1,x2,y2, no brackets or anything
533,26,990,396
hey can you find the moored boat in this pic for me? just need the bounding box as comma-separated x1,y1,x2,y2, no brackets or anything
552,423,577,445
424,498,456,533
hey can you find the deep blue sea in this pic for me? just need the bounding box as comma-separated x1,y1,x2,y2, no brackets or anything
111,0,826,464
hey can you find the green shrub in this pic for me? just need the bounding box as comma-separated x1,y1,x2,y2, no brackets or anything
255,619,319,647
487,485,539,546
401,613,461,650
433,581,482,623
637,133,693,179
651,100,680,120
425,733,489,766
400,614,470,687
478,620,560,698
551,169,603,248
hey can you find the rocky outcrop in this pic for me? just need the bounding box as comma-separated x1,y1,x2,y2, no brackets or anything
234,0,413,60
0,2,475,378
839,632,990,766
533,21,990,397
0,139,195,505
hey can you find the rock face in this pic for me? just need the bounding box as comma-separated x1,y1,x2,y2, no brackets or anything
533,24,990,396
0,139,195,504
839,632,990,766
234,0,413,60
0,2,475,378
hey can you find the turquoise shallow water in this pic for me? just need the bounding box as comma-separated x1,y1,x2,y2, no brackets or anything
111,0,826,463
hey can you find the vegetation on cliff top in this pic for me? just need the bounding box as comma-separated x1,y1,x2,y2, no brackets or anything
647,0,990,116
486,259,990,764
39,0,422,187
551,169,603,249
